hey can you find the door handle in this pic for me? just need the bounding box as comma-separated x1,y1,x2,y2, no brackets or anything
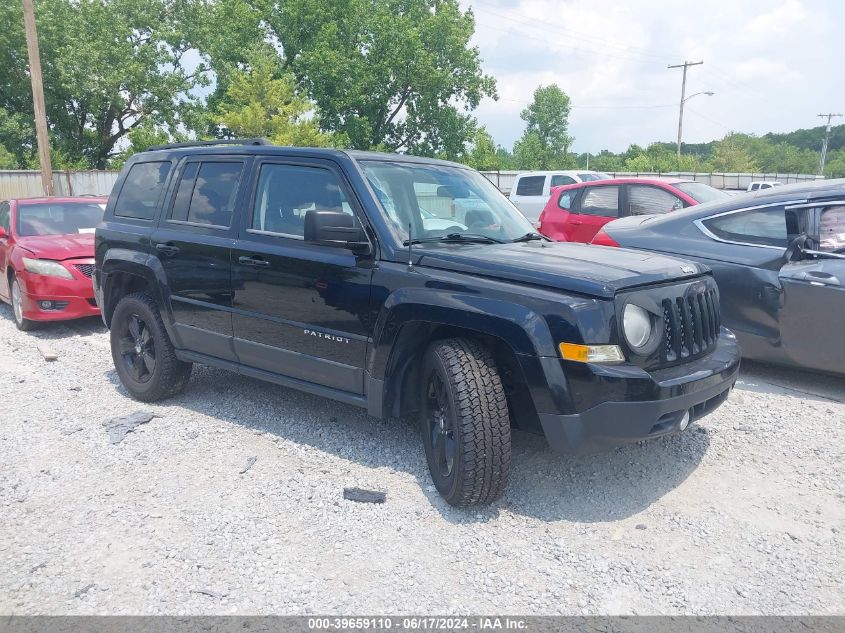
155,243,180,256
783,271,841,286
238,255,270,268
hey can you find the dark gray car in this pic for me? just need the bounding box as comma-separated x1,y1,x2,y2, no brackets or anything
592,179,845,375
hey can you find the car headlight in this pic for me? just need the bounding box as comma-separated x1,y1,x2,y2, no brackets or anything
22,257,74,280
623,304,652,350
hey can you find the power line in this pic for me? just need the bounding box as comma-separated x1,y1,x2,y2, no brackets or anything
684,106,732,133
668,60,704,159
818,112,843,175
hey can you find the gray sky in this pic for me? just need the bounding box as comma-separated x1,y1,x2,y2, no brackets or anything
461,0,843,153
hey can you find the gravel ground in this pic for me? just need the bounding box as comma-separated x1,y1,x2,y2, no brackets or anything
0,305,843,616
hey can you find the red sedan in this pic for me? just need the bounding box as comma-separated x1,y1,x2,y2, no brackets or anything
0,196,106,330
538,178,727,243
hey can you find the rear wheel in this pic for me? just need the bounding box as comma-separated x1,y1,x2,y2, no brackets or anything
10,278,38,331
110,292,192,401
421,338,512,507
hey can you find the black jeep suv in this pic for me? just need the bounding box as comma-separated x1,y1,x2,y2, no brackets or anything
95,139,740,506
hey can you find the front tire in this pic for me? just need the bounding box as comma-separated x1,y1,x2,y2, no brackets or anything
110,292,192,401
11,278,38,331
421,338,512,507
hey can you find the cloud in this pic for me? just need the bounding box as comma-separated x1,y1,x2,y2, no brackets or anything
746,0,806,35
462,0,841,152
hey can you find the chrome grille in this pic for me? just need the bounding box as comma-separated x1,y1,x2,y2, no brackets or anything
74,264,94,278
661,288,720,363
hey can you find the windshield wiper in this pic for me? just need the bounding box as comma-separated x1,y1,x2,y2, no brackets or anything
511,232,548,243
403,233,506,245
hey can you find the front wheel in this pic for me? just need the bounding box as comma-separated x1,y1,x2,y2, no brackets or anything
421,338,512,507
110,292,192,401
11,278,38,331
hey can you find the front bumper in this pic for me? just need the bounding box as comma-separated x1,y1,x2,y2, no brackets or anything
538,329,740,454
16,261,100,322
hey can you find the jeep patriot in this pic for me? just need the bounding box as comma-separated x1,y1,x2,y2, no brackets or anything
95,139,740,506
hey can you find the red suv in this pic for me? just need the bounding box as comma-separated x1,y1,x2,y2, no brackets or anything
538,178,727,243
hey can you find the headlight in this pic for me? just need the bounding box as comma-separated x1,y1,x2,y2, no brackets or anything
22,257,74,280
623,304,652,350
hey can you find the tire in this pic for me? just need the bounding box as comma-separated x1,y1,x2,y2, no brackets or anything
110,291,192,401
10,277,38,332
421,338,512,507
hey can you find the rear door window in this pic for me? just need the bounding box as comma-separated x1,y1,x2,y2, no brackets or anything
169,161,244,228
550,174,576,187
114,161,170,220
628,185,683,216
579,186,620,217
515,176,545,196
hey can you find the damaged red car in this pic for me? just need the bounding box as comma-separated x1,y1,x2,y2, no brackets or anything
0,196,106,330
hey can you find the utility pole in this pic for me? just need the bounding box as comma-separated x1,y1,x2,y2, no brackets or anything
21,0,53,196
818,113,843,176
668,60,704,160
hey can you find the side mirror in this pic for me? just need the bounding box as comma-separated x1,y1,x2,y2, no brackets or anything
304,210,370,255
436,186,456,199
0,227,7,239
784,234,809,263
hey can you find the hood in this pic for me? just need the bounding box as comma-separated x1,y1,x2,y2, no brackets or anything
15,233,95,260
415,241,708,298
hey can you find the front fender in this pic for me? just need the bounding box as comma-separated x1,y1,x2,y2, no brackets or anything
367,287,557,379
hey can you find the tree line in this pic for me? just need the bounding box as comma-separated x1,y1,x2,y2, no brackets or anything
1,0,842,178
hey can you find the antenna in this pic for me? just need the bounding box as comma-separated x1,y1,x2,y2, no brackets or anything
407,223,414,272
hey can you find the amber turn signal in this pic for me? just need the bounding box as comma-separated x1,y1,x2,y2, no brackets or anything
559,342,625,364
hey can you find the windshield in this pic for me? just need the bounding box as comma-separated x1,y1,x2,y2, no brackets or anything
675,182,729,204
578,172,611,182
360,160,536,243
16,202,105,237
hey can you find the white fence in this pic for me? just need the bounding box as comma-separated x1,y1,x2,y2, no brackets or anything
0,170,120,199
479,170,825,195
1,168,826,200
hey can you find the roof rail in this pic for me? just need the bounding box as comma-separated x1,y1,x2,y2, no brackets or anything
146,138,271,151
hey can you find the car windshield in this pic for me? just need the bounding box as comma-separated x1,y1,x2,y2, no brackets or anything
360,160,536,243
16,201,105,237
578,172,611,182
675,182,729,204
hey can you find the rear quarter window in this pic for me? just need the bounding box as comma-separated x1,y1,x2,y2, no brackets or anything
701,207,789,247
114,161,171,220
557,189,577,210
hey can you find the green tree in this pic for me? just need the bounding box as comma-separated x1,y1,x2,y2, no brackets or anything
0,0,207,168
0,145,17,169
587,150,624,172
519,84,573,159
111,120,178,169
215,48,339,148
270,0,496,154
512,132,546,170
464,127,500,170
708,134,759,172
0,110,32,168
823,148,845,177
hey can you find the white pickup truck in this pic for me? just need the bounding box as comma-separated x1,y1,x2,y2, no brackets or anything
508,170,610,224
746,180,782,192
